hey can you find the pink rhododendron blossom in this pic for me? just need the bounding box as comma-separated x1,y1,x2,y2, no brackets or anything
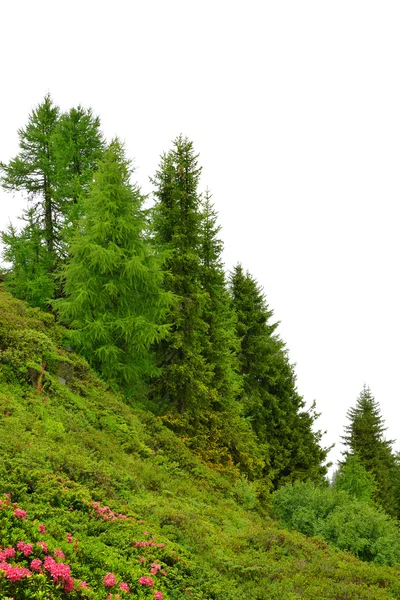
0,562,31,581
161,570,167,576
154,592,163,600
37,541,48,553
139,576,155,587
66,533,73,543
119,581,130,592
0,548,15,560
30,559,42,572
64,576,75,593
13,509,27,519
78,581,89,590
144,531,149,535
54,548,65,559
151,563,161,575
139,557,146,563
38,524,46,534
104,572,117,587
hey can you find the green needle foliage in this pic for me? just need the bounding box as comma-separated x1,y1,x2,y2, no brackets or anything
342,385,398,516
54,139,170,391
199,189,241,406
230,264,328,486
150,136,212,414
1,94,60,257
1,95,105,306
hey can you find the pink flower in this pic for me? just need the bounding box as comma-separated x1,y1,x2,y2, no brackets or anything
64,576,75,593
38,524,46,534
139,557,146,563
13,509,27,519
78,581,89,590
139,576,155,587
144,531,149,535
161,570,167,576
54,548,65,559
30,559,42,572
0,562,31,581
154,592,163,600
104,572,116,587
151,563,161,575
120,581,130,593
3,548,15,559
66,533,73,543
37,541,48,553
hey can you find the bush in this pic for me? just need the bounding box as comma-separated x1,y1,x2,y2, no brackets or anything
272,481,400,565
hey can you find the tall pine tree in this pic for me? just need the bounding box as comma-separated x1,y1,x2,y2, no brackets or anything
230,264,327,486
54,139,169,390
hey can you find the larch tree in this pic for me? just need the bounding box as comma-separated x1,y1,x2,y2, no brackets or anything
54,139,170,391
1,95,105,306
230,264,328,486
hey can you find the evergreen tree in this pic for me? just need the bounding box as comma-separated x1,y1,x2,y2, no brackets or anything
1,210,53,310
1,96,105,306
53,105,105,233
150,136,212,414
230,264,327,486
341,385,398,516
54,139,169,390
1,94,60,258
199,189,240,404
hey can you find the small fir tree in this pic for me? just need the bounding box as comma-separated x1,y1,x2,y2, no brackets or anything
54,139,169,390
341,385,398,516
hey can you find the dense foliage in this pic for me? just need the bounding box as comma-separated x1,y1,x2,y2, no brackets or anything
341,385,400,517
1,290,400,599
2,93,400,597
53,139,169,390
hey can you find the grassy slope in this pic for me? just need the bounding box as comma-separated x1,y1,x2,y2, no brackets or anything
0,287,400,599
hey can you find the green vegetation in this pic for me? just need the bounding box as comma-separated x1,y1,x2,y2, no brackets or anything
1,289,400,599
2,94,400,598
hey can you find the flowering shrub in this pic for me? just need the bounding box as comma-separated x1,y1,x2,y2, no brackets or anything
0,493,169,599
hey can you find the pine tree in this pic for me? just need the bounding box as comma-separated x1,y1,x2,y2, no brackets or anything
341,385,397,515
230,264,328,486
150,136,212,414
54,139,169,390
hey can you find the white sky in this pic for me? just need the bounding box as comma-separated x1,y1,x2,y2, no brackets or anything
1,1,400,472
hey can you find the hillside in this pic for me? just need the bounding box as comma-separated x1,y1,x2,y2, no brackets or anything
1,287,400,599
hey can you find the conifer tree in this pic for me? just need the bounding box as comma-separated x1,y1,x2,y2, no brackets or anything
1,94,60,258
1,96,105,306
230,264,327,485
54,139,169,390
150,136,212,414
199,189,240,404
341,385,398,515
53,105,105,231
